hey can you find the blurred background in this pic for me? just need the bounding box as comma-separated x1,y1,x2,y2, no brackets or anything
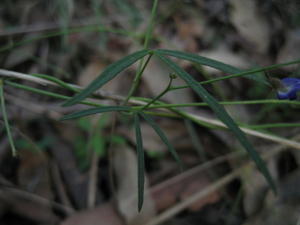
0,0,300,224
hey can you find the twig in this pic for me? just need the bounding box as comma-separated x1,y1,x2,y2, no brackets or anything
87,151,100,208
151,151,244,194
147,168,241,225
1,187,75,215
189,113,300,150
0,69,54,86
0,175,75,215
50,161,74,211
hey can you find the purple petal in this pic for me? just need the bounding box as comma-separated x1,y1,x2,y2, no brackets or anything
281,78,300,87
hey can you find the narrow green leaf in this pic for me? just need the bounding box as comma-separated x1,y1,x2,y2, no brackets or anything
156,53,276,192
155,49,269,86
63,49,150,106
60,106,130,120
134,113,145,211
31,73,77,92
139,112,182,168
0,80,17,156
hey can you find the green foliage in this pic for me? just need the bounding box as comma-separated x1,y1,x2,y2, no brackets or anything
155,49,269,86
139,112,182,168
74,114,122,170
6,0,300,213
63,49,151,106
61,106,131,120
155,53,276,192
58,48,285,209
134,113,145,212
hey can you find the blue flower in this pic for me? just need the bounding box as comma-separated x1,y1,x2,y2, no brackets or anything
277,78,300,100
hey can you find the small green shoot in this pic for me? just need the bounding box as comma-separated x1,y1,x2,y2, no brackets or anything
134,113,145,211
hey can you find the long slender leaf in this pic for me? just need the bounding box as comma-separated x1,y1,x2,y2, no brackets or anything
155,53,276,192
155,49,269,86
60,106,130,120
139,112,182,168
134,113,145,211
63,49,151,106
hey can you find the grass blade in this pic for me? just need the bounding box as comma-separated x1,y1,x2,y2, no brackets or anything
63,49,150,106
0,80,17,156
155,49,269,86
134,113,145,211
156,53,276,192
139,112,182,168
61,106,130,120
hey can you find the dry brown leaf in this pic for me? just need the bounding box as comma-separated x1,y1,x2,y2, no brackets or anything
0,188,59,224
200,44,250,74
142,58,194,104
241,156,278,216
151,167,220,212
61,203,123,225
179,176,220,211
78,59,107,87
122,119,189,155
242,169,300,225
5,43,35,68
229,0,271,54
78,57,132,97
113,145,156,225
173,13,204,52
17,148,53,199
276,29,300,70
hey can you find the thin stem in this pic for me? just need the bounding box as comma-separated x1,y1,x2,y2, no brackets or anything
5,80,179,119
4,81,300,150
140,74,175,110
0,80,17,156
123,53,152,104
30,73,78,92
6,80,300,131
0,69,130,102
123,0,158,104
242,122,300,130
5,81,102,107
170,58,300,91
134,99,300,109
143,0,159,49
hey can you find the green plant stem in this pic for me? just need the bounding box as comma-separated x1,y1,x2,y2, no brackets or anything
123,0,158,104
140,74,174,110
170,58,300,90
192,63,225,99
4,80,179,119
6,81,300,131
123,53,152,104
31,73,78,92
143,0,159,49
0,80,17,156
134,99,300,109
5,81,102,107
